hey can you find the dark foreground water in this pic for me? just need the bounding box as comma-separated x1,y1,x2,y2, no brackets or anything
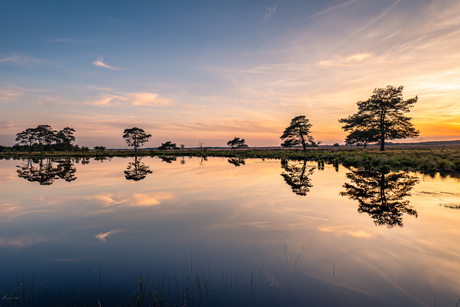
1,156,460,306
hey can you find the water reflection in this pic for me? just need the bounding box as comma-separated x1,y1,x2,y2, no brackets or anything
17,158,77,185
4,157,460,306
124,156,152,181
280,159,315,196
159,156,177,163
74,157,90,165
340,168,419,227
228,158,246,167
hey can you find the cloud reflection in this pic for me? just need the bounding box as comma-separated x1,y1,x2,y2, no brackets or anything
95,229,124,244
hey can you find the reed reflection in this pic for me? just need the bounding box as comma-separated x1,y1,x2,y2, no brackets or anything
340,168,419,227
281,159,315,196
228,158,246,167
124,156,152,181
17,158,77,185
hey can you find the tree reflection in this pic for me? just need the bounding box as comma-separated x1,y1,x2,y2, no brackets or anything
124,156,152,181
158,156,177,163
340,169,419,227
56,159,77,182
281,159,315,196
17,158,77,185
228,158,246,167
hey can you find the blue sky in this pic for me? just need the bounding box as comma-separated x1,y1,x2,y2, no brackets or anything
1,0,460,148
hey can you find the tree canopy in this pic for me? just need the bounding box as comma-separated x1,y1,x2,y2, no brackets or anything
57,127,76,151
227,137,248,149
339,85,419,151
15,125,76,152
280,116,320,152
123,127,152,152
158,141,178,150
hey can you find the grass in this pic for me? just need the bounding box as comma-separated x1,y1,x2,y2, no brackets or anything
2,145,460,174
0,259,267,307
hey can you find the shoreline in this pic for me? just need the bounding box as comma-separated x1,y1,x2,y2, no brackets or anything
2,145,460,174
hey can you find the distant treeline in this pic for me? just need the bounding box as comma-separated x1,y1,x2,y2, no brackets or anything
0,144,90,153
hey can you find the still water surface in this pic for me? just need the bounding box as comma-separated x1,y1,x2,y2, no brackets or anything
1,156,460,306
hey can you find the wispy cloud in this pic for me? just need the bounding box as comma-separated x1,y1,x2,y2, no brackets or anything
0,53,42,66
278,0,362,28
327,0,401,53
130,93,173,107
92,57,123,70
0,84,53,102
317,52,375,67
0,120,15,130
172,118,282,133
263,6,277,21
86,91,174,107
50,38,96,43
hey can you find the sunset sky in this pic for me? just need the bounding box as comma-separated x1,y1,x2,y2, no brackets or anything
1,0,460,148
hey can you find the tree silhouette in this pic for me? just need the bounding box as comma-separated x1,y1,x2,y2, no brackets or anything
124,157,152,181
17,158,77,185
339,86,419,151
340,169,419,227
158,141,178,150
57,127,76,152
228,158,246,167
280,116,320,152
281,159,315,196
227,137,248,149
15,128,37,153
123,127,152,153
340,113,379,148
36,125,57,151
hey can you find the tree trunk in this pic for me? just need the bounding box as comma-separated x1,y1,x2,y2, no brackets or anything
380,111,385,151
300,134,307,152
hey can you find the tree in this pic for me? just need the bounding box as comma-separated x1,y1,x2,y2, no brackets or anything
339,86,419,151
280,116,320,152
15,128,37,153
57,127,76,152
158,141,178,150
37,125,58,151
339,109,380,149
123,127,152,153
227,137,248,149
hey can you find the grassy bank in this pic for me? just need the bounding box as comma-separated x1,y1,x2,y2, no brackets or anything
1,145,460,174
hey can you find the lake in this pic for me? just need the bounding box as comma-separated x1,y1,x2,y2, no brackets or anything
1,156,460,306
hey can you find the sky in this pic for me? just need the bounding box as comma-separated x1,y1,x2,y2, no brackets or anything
1,0,460,148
